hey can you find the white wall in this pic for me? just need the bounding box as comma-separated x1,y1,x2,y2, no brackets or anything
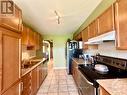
86,41,127,59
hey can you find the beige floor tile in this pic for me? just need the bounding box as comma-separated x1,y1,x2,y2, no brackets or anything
48,92,58,95
69,91,79,95
59,92,69,95
59,79,67,85
59,85,68,92
37,62,79,95
68,84,78,91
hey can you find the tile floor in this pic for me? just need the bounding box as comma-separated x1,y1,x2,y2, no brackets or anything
37,68,79,95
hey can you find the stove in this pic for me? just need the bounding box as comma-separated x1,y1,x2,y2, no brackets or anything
78,55,127,88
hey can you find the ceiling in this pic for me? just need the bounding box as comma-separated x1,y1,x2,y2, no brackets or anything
13,0,102,35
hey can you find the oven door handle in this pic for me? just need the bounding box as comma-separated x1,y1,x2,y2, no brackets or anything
78,70,93,85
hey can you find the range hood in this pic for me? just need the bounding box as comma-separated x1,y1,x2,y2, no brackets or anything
84,31,115,44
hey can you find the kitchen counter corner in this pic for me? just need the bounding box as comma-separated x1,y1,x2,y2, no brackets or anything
97,78,127,95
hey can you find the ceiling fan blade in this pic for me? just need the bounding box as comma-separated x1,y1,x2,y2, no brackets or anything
58,17,60,24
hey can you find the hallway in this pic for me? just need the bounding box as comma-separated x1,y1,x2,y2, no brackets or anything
37,60,79,95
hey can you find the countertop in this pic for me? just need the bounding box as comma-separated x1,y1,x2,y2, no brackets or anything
97,78,127,95
21,58,48,77
72,58,91,65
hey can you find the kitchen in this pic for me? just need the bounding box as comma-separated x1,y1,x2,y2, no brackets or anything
0,0,127,95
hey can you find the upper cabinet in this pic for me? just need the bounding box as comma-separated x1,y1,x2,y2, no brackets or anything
0,5,22,32
98,5,115,35
22,25,42,50
88,20,98,38
82,27,88,50
115,0,127,49
74,32,82,41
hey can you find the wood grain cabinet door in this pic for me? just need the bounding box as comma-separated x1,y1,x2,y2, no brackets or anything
88,20,98,38
0,5,22,32
115,0,127,49
31,68,37,95
98,5,114,35
82,27,89,50
2,82,20,95
0,27,21,93
21,25,29,45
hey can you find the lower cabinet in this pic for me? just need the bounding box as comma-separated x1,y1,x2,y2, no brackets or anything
21,61,48,95
31,68,37,95
2,82,21,95
72,60,80,87
21,72,31,95
99,86,110,95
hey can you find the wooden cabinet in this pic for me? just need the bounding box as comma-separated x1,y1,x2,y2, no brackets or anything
88,20,98,38
72,60,80,87
0,27,21,93
98,5,114,35
21,25,42,50
21,72,31,95
115,0,127,49
31,68,37,95
2,82,21,95
99,86,111,95
0,5,22,32
82,27,89,50
74,32,82,41
22,25,28,45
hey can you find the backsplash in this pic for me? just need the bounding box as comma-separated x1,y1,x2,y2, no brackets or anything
22,45,36,60
86,41,127,59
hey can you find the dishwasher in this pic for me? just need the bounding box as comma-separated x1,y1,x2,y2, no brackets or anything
78,70,97,95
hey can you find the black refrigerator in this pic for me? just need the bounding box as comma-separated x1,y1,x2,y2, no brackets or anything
65,40,83,74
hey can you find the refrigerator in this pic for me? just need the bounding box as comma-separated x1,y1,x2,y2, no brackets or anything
66,40,83,74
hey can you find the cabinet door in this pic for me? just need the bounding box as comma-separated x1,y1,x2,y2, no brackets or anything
37,66,40,90
115,0,127,49
0,5,22,32
31,68,37,95
21,25,28,45
0,28,21,92
82,27,88,50
21,72,31,95
99,86,110,95
39,64,43,85
88,20,98,38
2,82,20,95
98,5,114,35
28,28,34,46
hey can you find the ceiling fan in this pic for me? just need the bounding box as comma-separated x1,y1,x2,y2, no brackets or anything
54,10,60,24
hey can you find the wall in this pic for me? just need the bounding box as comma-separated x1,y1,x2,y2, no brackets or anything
74,0,116,36
86,41,127,59
22,45,36,60
43,34,73,68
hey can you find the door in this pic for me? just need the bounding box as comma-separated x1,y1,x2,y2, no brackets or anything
2,82,20,95
82,27,88,50
88,20,98,38
98,5,114,35
0,27,21,92
31,68,37,95
115,0,127,49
